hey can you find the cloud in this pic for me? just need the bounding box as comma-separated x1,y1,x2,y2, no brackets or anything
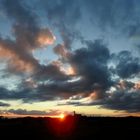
2,0,38,48
32,63,69,82
0,101,10,107
0,0,55,74
113,51,140,78
68,40,112,91
63,80,140,113
37,28,56,46
8,109,47,115
0,37,39,73
0,30,140,113
34,40,113,101
0,109,64,116
100,81,140,113
41,0,82,51
0,0,140,114
0,40,120,103
0,40,112,102
102,89,140,113
53,44,68,58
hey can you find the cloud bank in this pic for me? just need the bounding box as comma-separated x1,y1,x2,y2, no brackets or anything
0,0,140,114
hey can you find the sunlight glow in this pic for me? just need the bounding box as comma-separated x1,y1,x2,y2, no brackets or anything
59,113,65,120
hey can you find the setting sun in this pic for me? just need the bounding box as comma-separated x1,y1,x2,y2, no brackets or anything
59,114,65,119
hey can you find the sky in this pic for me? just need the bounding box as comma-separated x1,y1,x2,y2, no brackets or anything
0,0,140,117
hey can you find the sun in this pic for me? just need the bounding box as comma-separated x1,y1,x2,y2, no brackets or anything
59,113,65,120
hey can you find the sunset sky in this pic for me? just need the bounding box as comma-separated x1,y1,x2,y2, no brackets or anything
0,0,140,117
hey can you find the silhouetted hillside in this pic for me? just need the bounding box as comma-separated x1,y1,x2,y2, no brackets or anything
0,115,140,140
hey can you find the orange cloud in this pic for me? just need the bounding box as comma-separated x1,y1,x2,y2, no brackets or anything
65,66,76,75
134,82,140,90
0,44,37,73
60,65,76,76
37,28,56,46
0,28,56,74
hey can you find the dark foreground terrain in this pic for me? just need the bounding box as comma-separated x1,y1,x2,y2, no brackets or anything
0,115,140,140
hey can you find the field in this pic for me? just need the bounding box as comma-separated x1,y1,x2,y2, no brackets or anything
0,116,139,140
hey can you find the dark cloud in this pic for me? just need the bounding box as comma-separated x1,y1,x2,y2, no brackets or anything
101,80,140,112
0,37,39,73
53,44,72,63
0,40,112,102
53,44,68,58
0,85,61,102
0,80,79,102
8,109,47,115
33,63,69,82
116,80,135,90
0,87,31,101
102,89,140,113
68,89,140,113
0,101,10,107
0,0,55,74
2,0,55,47
34,40,112,101
1,109,62,116
114,51,140,78
0,0,66,102
69,40,112,91
63,80,140,113
2,0,38,48
36,40,113,100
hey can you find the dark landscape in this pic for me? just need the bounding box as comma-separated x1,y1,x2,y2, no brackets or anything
0,115,140,140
